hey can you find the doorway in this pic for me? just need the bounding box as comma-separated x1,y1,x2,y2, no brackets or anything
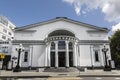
51,52,55,67
58,52,65,67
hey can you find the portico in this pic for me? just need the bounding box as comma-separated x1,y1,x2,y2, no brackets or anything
45,35,79,68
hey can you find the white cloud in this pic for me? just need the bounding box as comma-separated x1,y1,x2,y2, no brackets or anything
102,0,120,22
63,0,120,22
112,23,120,32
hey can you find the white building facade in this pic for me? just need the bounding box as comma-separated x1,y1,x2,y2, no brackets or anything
0,16,16,41
0,16,16,69
12,17,111,69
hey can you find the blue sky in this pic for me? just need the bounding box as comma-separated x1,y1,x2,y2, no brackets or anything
0,0,120,33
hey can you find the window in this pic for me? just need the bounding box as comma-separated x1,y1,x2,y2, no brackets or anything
0,16,8,26
8,38,11,41
9,26,13,30
2,46,8,53
3,29,7,33
95,50,99,62
24,51,28,62
8,32,12,35
2,35,6,39
51,42,55,49
58,41,65,49
69,42,73,49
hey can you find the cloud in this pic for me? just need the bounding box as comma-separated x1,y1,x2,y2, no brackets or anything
63,0,102,15
63,0,120,22
112,23,120,32
102,0,120,22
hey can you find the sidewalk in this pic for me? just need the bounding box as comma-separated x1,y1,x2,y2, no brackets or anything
0,70,120,78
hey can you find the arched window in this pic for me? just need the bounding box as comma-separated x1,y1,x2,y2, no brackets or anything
48,30,75,37
51,42,55,49
69,42,73,49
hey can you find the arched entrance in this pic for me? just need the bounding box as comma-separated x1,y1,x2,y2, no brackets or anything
45,30,78,68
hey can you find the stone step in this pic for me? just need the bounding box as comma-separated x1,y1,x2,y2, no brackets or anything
48,77,81,80
44,67,79,72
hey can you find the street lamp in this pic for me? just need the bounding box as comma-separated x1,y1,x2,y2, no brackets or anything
13,44,24,72
102,44,111,71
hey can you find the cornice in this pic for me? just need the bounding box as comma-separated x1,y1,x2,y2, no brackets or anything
12,40,109,45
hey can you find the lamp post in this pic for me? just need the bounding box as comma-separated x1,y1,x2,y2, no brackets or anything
13,44,24,72
102,44,111,71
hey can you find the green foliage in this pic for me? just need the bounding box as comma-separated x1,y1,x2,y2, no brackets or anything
110,30,120,66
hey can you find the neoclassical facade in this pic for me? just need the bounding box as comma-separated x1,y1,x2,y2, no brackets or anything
12,17,111,69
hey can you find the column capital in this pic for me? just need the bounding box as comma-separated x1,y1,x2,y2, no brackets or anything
54,41,58,44
46,42,51,46
65,41,69,44
73,42,77,45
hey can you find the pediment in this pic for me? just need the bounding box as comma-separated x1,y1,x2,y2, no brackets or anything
15,17,109,32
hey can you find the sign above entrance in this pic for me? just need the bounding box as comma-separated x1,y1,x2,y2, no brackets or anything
0,53,5,59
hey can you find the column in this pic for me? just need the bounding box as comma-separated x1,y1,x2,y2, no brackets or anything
55,41,58,67
90,45,94,68
29,46,33,68
66,41,69,67
73,42,77,67
76,44,79,66
45,44,48,67
47,42,51,67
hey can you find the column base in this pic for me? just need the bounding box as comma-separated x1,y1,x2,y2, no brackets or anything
13,65,21,72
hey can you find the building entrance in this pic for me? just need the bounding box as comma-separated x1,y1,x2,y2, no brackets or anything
51,52,55,67
58,52,65,67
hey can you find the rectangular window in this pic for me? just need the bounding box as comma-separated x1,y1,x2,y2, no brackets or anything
95,50,99,62
0,16,8,26
8,32,12,35
24,51,28,62
9,26,13,30
2,46,8,53
2,35,6,39
3,29,7,33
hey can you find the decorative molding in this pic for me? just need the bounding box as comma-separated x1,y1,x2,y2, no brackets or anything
12,40,45,45
78,40,109,45
12,39,109,45
14,30,36,32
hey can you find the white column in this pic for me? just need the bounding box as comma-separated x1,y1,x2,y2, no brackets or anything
73,42,77,67
29,46,33,67
55,41,58,67
45,44,48,67
47,42,51,67
90,45,94,67
66,41,69,67
76,44,79,66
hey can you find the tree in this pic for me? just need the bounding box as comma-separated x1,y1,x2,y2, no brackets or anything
110,30,120,67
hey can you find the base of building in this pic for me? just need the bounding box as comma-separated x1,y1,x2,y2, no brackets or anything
103,66,111,71
44,67,78,72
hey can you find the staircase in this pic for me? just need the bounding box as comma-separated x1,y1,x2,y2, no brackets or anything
44,67,79,72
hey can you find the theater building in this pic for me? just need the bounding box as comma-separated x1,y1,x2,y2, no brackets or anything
12,17,111,69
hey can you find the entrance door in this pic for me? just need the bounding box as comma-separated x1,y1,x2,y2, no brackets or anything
58,52,65,67
51,52,55,67
69,52,73,67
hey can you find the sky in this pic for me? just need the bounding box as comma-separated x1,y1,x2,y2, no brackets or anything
0,0,120,34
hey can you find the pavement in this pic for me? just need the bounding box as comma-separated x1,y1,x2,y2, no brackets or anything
0,69,120,78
